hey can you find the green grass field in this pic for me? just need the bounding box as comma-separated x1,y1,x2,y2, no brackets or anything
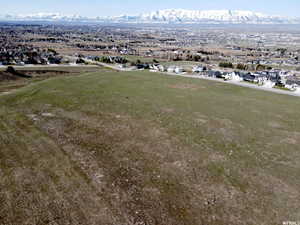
0,70,300,225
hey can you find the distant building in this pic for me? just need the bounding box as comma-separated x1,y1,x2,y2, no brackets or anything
229,72,243,82
167,66,176,73
174,67,184,74
192,65,204,73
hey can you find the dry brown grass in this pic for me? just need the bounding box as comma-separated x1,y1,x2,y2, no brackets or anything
1,70,300,224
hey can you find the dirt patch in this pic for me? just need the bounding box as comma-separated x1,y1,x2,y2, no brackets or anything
41,112,55,118
280,131,300,145
0,71,19,82
280,137,298,145
169,83,201,90
193,113,209,124
161,108,175,113
23,70,69,75
268,121,283,129
251,109,261,114
206,118,239,142
195,118,208,124
0,91,13,96
255,172,300,217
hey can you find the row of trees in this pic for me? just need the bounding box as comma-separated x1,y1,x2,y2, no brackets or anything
219,62,234,68
173,54,210,62
95,56,128,64
219,62,272,71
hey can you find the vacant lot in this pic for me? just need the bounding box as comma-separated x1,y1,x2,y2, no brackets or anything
0,70,300,225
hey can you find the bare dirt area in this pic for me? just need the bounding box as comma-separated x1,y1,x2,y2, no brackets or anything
169,83,202,90
0,71,20,82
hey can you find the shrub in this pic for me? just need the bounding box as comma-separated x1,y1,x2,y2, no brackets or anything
219,62,233,68
236,64,247,70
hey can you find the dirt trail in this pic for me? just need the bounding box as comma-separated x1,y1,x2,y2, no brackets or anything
0,90,15,96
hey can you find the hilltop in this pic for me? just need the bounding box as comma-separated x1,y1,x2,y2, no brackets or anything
1,70,300,224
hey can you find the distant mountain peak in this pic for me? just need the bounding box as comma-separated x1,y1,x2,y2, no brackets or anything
134,9,289,24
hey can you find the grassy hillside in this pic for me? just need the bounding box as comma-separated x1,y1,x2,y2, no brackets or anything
0,70,300,225
0,66,106,94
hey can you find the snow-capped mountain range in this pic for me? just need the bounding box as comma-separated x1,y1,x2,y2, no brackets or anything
2,13,88,21
1,9,299,24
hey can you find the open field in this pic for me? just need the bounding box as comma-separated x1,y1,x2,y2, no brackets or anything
0,70,300,225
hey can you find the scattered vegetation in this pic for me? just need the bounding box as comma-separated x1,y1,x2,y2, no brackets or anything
0,70,300,224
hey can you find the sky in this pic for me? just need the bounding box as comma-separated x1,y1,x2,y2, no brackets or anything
1,0,300,17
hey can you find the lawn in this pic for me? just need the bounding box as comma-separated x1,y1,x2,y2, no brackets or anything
0,70,300,225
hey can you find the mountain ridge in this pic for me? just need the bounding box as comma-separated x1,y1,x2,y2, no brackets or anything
1,9,299,24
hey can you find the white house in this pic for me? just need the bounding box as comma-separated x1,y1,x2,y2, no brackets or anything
154,65,165,72
192,66,204,73
263,80,276,88
167,66,176,73
230,72,243,82
174,67,184,74
223,72,231,80
150,64,165,72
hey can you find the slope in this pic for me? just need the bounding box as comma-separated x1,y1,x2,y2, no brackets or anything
0,70,300,225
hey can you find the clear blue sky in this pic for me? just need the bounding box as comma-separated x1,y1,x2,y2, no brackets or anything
1,0,300,17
